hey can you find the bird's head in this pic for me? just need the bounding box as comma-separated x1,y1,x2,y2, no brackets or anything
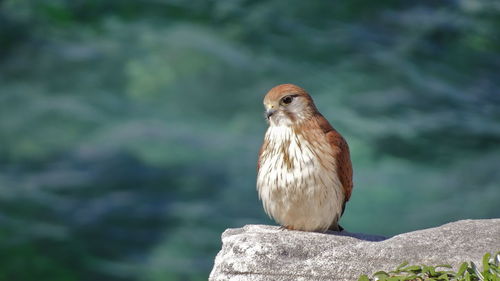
263,84,318,126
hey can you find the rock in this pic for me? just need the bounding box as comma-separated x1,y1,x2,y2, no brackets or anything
209,219,500,281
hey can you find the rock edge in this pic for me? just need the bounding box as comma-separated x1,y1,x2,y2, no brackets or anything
210,219,500,281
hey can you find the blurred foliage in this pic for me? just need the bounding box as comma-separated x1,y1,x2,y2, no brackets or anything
0,0,499,280
358,252,500,281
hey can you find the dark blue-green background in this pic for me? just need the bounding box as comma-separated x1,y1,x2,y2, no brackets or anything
1,1,499,280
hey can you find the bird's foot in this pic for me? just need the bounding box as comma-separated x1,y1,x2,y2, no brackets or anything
279,225,293,231
328,224,344,232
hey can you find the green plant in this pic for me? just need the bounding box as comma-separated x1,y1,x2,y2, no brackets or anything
358,252,500,281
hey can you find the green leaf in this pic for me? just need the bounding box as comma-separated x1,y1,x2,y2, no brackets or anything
402,275,418,281
483,253,492,273
396,261,409,271
358,274,370,281
438,273,450,281
404,265,422,273
458,263,469,277
374,271,389,281
374,271,389,276
422,265,432,274
482,271,492,281
490,267,500,277
465,271,471,281
429,266,438,277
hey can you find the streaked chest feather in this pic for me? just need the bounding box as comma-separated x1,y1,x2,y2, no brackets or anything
259,126,330,186
257,125,344,231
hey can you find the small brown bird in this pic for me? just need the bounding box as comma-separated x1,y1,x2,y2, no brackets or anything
257,84,353,232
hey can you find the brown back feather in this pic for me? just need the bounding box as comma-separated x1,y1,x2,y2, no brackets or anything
315,114,353,202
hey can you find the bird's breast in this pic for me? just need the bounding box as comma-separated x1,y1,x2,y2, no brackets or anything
257,125,344,231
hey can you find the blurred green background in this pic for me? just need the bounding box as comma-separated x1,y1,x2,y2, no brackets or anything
1,0,499,280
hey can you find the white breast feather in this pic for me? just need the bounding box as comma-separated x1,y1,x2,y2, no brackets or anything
257,125,345,232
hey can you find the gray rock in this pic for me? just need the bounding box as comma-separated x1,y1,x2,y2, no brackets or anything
209,219,500,281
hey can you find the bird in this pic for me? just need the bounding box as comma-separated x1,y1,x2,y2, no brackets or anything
256,84,353,232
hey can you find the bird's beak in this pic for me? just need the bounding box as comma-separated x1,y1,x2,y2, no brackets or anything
266,108,277,119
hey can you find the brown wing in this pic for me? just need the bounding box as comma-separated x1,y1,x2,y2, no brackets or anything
316,114,353,202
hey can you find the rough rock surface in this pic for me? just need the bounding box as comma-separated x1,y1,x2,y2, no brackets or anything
209,219,500,281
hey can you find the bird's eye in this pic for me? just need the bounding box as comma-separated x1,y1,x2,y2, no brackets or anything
281,96,293,105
